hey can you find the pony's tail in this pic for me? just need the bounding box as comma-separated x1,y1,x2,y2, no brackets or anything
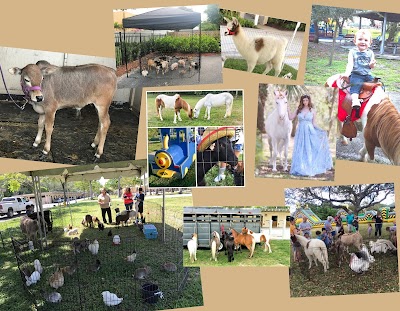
251,237,256,257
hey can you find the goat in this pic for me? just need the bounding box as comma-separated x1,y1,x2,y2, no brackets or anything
225,234,235,262
196,134,238,186
20,216,40,242
9,61,117,159
116,210,135,227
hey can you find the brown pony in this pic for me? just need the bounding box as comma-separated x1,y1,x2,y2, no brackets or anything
230,228,255,258
155,94,193,124
362,97,400,165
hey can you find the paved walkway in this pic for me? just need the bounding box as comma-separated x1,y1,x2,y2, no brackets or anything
220,25,304,70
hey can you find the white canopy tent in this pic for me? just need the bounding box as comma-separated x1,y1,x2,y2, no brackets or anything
22,160,168,248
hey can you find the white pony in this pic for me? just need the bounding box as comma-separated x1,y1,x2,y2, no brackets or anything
325,74,387,161
265,89,293,172
193,92,234,120
187,233,198,263
210,231,220,261
243,228,272,253
294,234,329,273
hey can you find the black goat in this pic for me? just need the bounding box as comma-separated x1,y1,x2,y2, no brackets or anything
197,136,238,186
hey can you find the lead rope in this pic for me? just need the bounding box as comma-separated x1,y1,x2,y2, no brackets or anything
0,64,28,110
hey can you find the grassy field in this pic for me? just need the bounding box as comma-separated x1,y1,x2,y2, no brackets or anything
147,93,244,127
183,239,290,267
290,223,399,297
305,42,400,92
224,59,298,79
0,194,203,311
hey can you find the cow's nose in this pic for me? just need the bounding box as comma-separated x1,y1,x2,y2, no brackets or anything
36,96,43,102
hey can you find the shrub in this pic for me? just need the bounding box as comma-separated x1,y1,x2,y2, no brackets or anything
267,18,305,32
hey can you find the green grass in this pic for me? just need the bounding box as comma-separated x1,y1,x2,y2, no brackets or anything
147,93,244,127
0,194,202,311
290,223,399,297
224,59,298,79
305,42,400,92
183,239,290,267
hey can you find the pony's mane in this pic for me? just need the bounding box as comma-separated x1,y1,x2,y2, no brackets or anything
367,97,400,165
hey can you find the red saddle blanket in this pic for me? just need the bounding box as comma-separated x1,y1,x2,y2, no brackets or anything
332,80,369,122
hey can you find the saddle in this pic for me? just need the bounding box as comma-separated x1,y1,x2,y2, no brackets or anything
339,78,382,140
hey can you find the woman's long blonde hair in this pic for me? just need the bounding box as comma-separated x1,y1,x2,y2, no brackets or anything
296,94,313,115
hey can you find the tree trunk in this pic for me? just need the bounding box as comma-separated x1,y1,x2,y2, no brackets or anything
313,21,319,43
328,22,339,66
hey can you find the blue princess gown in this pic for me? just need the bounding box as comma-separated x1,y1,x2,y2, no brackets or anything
290,110,333,176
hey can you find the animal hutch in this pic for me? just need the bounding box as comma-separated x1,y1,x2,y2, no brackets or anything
120,7,203,81
183,207,262,248
151,127,196,179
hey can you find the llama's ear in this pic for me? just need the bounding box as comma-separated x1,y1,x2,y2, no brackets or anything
232,17,238,25
223,17,230,23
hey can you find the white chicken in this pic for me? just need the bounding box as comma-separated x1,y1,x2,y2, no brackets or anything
88,239,99,255
102,291,123,306
141,69,149,77
349,251,371,274
34,259,43,274
25,270,41,286
113,235,121,245
125,251,137,263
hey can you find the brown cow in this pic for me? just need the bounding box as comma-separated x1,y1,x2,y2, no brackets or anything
8,60,117,159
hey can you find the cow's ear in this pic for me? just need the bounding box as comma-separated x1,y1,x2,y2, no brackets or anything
8,67,22,75
41,67,57,76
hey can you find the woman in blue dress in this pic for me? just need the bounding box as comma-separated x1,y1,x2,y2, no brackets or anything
288,95,333,176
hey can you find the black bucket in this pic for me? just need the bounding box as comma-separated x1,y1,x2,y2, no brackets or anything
114,207,120,213
142,283,161,304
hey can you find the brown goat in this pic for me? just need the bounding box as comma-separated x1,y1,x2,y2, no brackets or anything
20,216,40,242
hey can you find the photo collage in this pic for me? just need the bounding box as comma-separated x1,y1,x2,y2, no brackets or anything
0,1,399,310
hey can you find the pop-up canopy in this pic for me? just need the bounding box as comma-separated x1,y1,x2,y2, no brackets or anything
122,7,201,30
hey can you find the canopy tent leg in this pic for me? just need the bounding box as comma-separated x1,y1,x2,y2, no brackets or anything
30,175,47,249
162,189,165,243
281,21,301,72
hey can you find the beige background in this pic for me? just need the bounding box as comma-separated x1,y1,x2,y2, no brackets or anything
0,0,399,308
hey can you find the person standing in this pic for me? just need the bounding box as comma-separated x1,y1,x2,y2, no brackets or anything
374,212,383,237
298,216,312,239
288,94,333,177
98,188,112,224
346,211,354,233
334,214,343,235
122,187,134,211
137,187,145,222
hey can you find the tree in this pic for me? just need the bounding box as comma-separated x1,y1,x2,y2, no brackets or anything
285,183,394,214
205,4,221,25
0,173,32,197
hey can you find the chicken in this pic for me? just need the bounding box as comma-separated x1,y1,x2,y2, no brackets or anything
34,259,43,274
41,290,62,303
89,259,101,272
48,268,64,289
88,239,99,255
25,270,41,286
349,252,371,274
133,266,151,280
67,228,79,235
141,69,149,77
61,264,77,276
113,235,121,245
161,262,177,272
125,251,137,263
102,291,123,306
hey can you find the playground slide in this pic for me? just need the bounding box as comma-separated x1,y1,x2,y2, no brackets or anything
298,209,324,226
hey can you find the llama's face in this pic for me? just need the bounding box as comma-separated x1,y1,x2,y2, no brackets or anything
224,17,240,36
